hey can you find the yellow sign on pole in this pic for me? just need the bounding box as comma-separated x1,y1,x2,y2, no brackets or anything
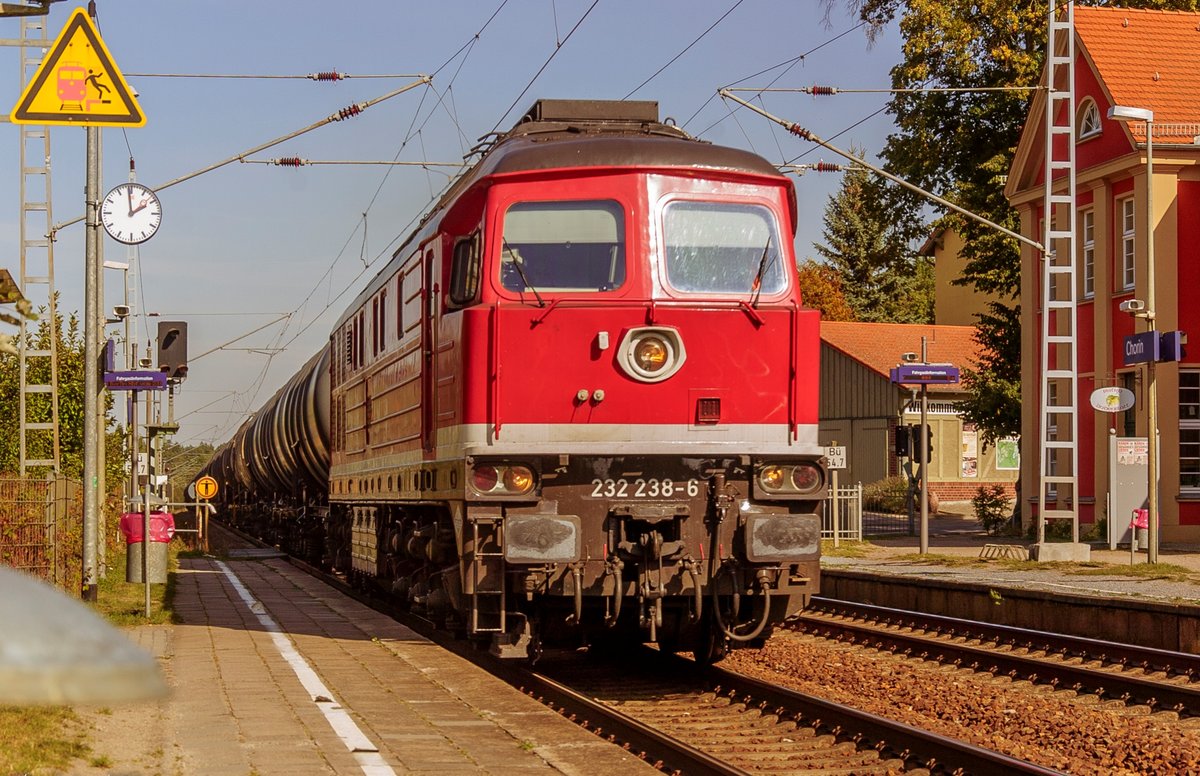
195,476,219,500
11,8,144,127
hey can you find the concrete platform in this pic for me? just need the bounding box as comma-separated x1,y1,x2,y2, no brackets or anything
822,513,1200,652
80,557,659,775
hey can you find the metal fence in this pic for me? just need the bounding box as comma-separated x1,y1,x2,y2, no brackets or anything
0,476,82,587
861,509,915,537
823,483,863,542
824,483,917,539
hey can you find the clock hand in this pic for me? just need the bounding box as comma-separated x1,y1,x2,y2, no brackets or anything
126,187,135,217
130,197,148,215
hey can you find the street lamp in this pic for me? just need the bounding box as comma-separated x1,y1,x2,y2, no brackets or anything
1109,104,1158,563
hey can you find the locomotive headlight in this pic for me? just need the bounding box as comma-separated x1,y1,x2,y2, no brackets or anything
753,461,826,499
470,462,537,497
616,327,686,383
759,465,787,491
503,465,535,495
472,465,500,493
634,336,669,372
790,463,823,494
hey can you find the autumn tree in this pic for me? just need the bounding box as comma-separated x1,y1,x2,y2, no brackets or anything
796,259,856,320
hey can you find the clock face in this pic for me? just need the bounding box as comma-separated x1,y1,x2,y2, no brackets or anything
101,183,162,244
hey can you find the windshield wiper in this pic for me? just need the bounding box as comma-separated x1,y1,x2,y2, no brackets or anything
502,237,545,308
750,237,774,308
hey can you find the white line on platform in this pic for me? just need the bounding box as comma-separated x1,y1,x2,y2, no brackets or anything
215,560,397,776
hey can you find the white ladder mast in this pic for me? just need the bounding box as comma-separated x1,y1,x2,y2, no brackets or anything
1037,0,1079,542
17,15,61,474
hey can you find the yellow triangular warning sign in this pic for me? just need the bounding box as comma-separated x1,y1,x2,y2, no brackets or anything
11,8,144,127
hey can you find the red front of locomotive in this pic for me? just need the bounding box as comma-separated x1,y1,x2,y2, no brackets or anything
447,144,825,659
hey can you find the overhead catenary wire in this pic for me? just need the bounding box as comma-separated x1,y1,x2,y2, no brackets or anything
50,76,433,236
681,20,867,133
719,89,1044,253
241,158,465,170
724,85,1046,94
270,0,515,351
622,0,745,100
122,71,424,80
489,0,601,134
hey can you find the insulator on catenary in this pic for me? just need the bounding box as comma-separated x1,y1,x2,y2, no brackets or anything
274,157,306,167
309,71,345,81
333,103,363,121
808,85,838,95
814,162,844,172
788,123,813,140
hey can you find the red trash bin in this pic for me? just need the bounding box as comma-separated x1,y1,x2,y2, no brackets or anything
1130,509,1150,551
121,512,175,583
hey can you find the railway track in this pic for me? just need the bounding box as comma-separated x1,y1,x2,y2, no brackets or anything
523,649,1059,775
798,597,1200,718
211,523,1057,774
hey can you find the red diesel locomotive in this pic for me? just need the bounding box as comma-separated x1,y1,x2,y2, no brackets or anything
198,99,826,661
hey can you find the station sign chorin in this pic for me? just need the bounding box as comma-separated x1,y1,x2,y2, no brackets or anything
10,8,144,127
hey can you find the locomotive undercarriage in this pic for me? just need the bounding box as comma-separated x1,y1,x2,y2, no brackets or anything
320,454,821,662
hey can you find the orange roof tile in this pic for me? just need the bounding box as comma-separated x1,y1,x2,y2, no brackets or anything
820,321,980,385
1075,6,1200,142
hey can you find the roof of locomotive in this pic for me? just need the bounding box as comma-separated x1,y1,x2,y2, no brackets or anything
470,99,783,180
333,100,790,330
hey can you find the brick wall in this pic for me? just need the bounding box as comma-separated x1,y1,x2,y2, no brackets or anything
929,481,1016,502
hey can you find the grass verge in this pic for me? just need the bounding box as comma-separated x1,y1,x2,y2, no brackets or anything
5,523,189,774
0,705,90,775
93,534,183,626
820,540,875,558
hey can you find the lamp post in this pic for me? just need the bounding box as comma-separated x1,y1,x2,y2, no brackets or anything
1109,104,1158,563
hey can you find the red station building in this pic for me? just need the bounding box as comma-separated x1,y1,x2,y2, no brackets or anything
1007,7,1200,539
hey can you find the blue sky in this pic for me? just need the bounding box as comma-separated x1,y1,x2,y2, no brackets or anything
0,1,902,446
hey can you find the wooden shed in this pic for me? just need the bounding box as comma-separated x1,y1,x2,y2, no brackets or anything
819,321,1019,502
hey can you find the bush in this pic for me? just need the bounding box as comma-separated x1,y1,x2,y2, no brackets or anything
863,476,910,514
973,484,1011,536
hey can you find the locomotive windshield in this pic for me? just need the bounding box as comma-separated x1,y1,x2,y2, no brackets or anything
663,202,786,295
501,200,626,293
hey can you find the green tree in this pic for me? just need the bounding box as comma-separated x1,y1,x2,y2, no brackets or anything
159,439,216,502
0,305,123,483
813,156,933,323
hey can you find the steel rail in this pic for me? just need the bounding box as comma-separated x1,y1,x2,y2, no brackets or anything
802,597,1200,715
695,658,1060,776
494,661,747,776
811,596,1200,676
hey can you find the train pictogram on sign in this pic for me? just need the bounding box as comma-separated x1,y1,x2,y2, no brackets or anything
11,8,144,127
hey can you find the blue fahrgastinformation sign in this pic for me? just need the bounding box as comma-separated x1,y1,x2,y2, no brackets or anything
104,371,166,391
890,364,960,385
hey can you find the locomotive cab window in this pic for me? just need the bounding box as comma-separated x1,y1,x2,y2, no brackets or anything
448,231,481,307
663,202,786,296
500,200,626,293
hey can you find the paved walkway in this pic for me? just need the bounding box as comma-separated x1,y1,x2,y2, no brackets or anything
82,557,656,776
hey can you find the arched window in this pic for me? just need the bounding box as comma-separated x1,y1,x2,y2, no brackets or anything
1077,100,1101,140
